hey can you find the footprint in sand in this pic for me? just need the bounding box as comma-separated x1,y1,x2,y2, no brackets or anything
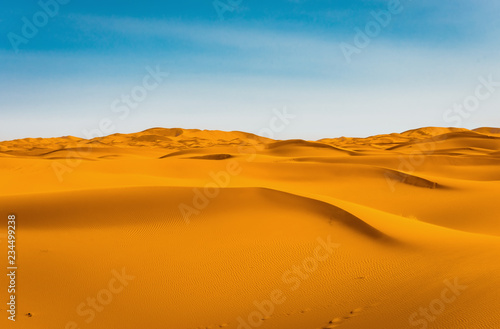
320,303,377,328
321,317,344,328
344,307,365,319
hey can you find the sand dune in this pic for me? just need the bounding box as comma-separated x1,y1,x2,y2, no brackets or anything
473,127,500,136
1,127,499,329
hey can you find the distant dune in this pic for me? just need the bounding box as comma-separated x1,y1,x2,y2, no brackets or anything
1,127,499,329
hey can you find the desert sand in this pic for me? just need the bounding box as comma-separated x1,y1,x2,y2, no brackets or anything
1,127,500,329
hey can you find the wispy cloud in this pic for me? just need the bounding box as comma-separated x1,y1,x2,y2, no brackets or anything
1,1,500,141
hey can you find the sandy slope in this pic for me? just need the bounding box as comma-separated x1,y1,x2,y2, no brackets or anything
1,127,499,329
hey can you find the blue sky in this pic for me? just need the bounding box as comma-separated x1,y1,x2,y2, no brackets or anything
1,0,499,141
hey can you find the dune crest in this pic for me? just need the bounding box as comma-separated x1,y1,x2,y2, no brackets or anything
1,127,500,329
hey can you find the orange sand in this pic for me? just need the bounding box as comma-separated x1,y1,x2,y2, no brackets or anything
1,127,499,329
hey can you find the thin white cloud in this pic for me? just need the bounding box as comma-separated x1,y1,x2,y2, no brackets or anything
2,12,500,140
